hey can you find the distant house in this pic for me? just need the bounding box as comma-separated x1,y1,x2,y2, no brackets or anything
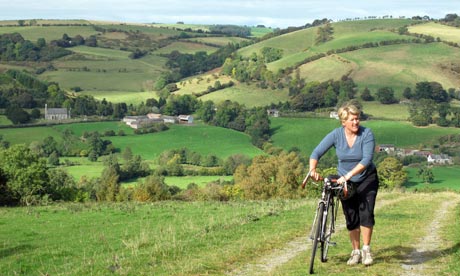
377,144,395,154
329,111,339,119
178,115,193,124
427,154,453,165
163,115,178,124
414,151,432,158
123,113,193,129
267,109,280,117
123,115,148,128
45,104,70,120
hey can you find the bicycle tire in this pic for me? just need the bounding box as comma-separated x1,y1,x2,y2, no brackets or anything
309,202,325,274
321,197,334,262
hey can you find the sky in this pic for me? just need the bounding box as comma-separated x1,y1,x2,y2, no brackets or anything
1,0,459,28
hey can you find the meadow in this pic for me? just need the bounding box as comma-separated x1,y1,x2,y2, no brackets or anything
0,192,458,275
42,46,169,92
238,19,460,98
405,166,460,191
4,117,460,187
199,84,291,107
409,21,460,44
270,117,460,156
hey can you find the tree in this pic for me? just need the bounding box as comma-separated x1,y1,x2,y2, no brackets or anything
417,166,434,184
235,151,304,199
122,147,133,162
47,151,60,166
360,87,374,101
47,168,77,201
133,175,170,201
30,108,41,119
223,154,251,175
196,100,215,123
376,87,397,104
0,144,50,205
408,99,436,126
377,157,407,189
315,22,333,45
96,166,120,201
403,87,412,99
437,102,451,127
5,106,30,124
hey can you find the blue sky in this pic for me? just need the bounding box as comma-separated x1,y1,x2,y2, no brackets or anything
1,0,459,28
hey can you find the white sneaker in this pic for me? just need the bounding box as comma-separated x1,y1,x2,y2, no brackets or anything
347,250,361,265
361,247,373,266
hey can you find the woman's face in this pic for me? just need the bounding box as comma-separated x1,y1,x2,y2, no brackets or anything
342,114,360,133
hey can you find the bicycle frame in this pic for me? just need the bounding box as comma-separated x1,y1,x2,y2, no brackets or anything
304,172,343,274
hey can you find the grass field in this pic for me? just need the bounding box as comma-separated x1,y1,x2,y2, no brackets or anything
0,192,458,275
237,19,460,100
106,123,264,161
79,90,158,105
185,36,250,46
42,46,168,92
199,84,290,107
409,21,460,44
0,115,12,125
340,43,460,95
405,166,460,191
51,121,264,161
0,125,65,145
153,41,219,55
270,117,460,156
361,102,409,120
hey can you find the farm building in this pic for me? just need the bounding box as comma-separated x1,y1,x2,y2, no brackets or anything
329,111,339,119
123,113,193,129
377,144,395,154
427,154,453,165
178,115,193,124
267,109,280,117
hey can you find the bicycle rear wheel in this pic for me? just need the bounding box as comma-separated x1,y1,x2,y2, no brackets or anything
309,202,325,274
321,198,334,262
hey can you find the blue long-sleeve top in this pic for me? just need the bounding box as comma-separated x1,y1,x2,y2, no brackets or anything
310,126,375,182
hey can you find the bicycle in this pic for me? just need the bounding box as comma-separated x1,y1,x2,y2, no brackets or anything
302,171,351,274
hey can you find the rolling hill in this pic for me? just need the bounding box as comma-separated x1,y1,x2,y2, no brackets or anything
1,18,459,109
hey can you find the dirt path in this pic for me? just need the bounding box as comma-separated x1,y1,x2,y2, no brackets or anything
226,196,404,276
400,196,460,276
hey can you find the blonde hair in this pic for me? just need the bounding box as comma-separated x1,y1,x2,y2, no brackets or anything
337,103,361,122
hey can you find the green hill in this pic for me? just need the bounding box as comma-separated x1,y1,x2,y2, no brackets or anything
238,19,460,95
1,18,459,108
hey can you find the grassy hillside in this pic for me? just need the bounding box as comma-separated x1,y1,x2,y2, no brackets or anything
270,117,460,156
2,18,459,108
1,192,458,275
237,19,460,99
50,121,264,161
406,166,460,191
39,45,169,93
409,21,460,44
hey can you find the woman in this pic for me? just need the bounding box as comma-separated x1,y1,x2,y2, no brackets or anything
309,102,379,266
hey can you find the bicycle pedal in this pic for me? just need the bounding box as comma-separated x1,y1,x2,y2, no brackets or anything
328,241,337,246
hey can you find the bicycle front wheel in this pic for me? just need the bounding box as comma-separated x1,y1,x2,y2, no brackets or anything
309,202,325,274
321,198,334,262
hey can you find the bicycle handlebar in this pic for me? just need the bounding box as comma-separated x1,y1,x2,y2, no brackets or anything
301,171,347,198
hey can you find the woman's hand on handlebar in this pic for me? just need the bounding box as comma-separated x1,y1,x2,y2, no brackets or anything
310,169,321,181
337,175,347,185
